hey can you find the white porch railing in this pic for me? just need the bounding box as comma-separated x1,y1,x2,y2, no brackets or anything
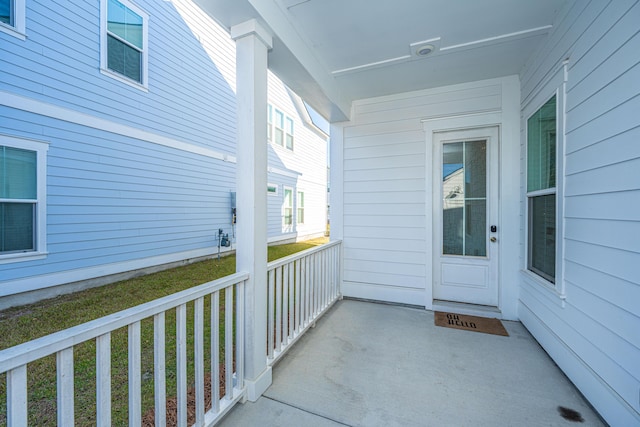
266,240,342,365
0,272,248,427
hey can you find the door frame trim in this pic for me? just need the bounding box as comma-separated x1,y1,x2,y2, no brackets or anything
432,126,500,306
423,112,502,312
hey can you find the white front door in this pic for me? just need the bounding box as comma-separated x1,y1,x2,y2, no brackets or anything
432,127,499,306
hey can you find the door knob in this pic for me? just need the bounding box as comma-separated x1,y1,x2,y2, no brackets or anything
490,237,497,242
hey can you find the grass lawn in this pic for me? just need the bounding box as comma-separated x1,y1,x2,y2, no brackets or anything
0,237,328,426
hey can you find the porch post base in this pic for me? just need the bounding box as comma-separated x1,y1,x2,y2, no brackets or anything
245,366,272,402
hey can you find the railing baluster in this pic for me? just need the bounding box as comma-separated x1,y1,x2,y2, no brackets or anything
295,259,301,335
56,347,74,426
211,290,220,413
275,266,282,353
267,269,275,360
154,312,167,427
235,281,245,389
282,263,289,346
288,261,294,340
128,321,141,426
194,297,205,426
176,303,188,427
304,255,310,325
7,364,27,426
96,333,111,427
225,287,233,399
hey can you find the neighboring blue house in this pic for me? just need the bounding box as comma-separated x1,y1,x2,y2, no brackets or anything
0,0,328,308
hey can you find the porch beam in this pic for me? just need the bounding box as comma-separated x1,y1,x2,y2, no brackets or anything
231,18,273,402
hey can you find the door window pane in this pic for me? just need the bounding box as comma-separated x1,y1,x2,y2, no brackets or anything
442,140,486,257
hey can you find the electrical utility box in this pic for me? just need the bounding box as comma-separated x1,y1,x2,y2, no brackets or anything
230,191,236,224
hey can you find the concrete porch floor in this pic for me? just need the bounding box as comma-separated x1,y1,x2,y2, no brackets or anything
219,299,605,426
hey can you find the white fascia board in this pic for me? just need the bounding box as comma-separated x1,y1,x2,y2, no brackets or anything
249,0,351,121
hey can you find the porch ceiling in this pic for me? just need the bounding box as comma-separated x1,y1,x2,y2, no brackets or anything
194,0,570,121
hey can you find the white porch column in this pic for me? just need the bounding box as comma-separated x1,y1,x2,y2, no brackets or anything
231,19,273,401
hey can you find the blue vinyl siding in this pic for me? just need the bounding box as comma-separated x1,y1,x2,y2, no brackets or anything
0,106,235,282
0,0,237,152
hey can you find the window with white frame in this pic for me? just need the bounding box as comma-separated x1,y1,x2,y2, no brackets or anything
267,183,278,195
297,191,304,224
285,117,294,150
0,0,26,38
283,188,293,226
101,0,148,87
269,107,295,151
527,95,557,284
0,135,48,260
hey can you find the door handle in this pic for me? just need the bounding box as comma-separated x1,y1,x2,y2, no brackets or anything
490,237,497,242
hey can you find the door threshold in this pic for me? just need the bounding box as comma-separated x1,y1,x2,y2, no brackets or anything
432,300,502,319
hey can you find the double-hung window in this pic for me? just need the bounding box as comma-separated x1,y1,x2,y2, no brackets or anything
0,0,26,39
101,0,148,87
526,95,557,284
283,188,293,226
0,135,48,261
269,106,295,151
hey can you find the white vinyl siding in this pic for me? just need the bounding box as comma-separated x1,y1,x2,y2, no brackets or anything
100,0,149,88
336,77,520,308
0,135,48,263
518,2,640,425
0,0,25,39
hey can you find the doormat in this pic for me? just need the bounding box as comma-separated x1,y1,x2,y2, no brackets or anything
435,312,509,336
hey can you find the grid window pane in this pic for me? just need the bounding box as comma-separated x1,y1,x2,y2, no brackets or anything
284,189,292,225
297,191,304,224
1,202,35,253
0,0,11,25
527,96,556,192
442,140,486,257
285,118,294,150
107,34,142,82
1,146,37,199
108,0,143,48
528,195,556,282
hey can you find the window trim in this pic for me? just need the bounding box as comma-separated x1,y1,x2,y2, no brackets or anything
100,0,149,90
0,134,48,264
523,85,565,295
267,182,278,196
0,0,26,40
